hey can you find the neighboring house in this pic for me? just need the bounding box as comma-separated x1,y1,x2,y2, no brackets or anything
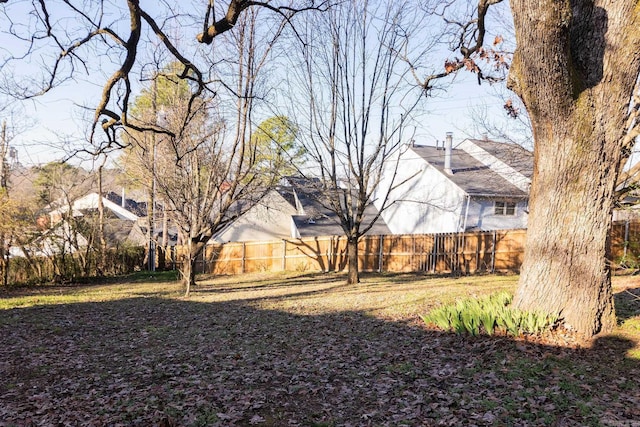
136,222,179,248
9,220,89,258
10,189,168,259
288,177,391,238
212,189,299,243
105,191,149,217
613,196,640,222
374,134,533,234
48,192,139,224
209,177,391,243
37,192,151,250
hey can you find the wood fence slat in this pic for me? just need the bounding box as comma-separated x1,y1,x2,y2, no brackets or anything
170,220,640,276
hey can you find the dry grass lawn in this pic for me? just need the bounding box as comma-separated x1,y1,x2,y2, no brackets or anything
0,271,639,426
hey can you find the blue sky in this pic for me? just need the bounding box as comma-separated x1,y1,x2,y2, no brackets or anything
6,52,523,167
0,0,531,169
0,1,544,169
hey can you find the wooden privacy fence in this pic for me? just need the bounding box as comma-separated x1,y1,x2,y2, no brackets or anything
167,220,640,276
610,219,640,267
170,229,528,276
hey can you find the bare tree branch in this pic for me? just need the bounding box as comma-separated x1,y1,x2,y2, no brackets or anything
286,1,426,284
416,0,506,94
196,0,333,44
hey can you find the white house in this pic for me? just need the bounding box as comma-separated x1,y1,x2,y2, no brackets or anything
374,134,533,234
48,192,140,224
14,192,151,258
210,177,391,243
9,221,89,258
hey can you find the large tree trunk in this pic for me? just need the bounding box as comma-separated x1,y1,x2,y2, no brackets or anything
346,236,359,285
182,238,204,296
509,1,640,337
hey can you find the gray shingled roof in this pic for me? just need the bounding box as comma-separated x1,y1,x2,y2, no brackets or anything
103,219,136,245
410,142,532,198
287,177,391,237
292,202,391,237
105,192,148,217
469,139,533,177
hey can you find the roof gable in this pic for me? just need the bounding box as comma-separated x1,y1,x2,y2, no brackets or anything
213,189,298,242
468,139,533,177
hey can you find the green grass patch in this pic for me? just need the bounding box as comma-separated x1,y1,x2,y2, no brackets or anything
0,271,181,310
121,270,180,283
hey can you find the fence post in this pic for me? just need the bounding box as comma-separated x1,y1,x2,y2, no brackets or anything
624,220,630,258
241,242,246,274
431,234,438,273
282,240,287,271
378,235,384,273
453,233,459,274
412,235,416,272
491,231,497,273
456,233,463,274
327,236,333,272
476,234,481,274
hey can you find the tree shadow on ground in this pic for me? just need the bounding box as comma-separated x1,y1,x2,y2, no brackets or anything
359,270,519,285
1,295,639,426
195,271,347,293
615,286,640,324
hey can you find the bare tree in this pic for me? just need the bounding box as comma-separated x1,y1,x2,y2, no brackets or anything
122,8,282,295
29,162,94,279
0,120,11,286
95,155,108,275
285,1,436,284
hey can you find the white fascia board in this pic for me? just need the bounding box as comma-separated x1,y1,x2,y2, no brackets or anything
69,193,139,221
101,198,139,221
458,139,531,192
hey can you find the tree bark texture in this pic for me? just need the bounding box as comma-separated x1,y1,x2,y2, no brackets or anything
347,237,360,285
182,238,204,296
509,0,640,336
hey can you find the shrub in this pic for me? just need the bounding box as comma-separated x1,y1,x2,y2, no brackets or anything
421,292,558,337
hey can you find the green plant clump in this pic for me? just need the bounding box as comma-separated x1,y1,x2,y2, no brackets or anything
421,292,558,337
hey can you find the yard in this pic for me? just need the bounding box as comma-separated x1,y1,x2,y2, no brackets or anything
1,272,639,426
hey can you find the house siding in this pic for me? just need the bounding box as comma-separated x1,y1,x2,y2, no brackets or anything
463,198,528,231
374,147,467,234
212,191,297,243
375,139,532,235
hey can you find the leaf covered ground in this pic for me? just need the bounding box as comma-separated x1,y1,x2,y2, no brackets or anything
1,272,639,426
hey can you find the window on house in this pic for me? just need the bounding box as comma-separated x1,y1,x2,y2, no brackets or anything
495,201,516,216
